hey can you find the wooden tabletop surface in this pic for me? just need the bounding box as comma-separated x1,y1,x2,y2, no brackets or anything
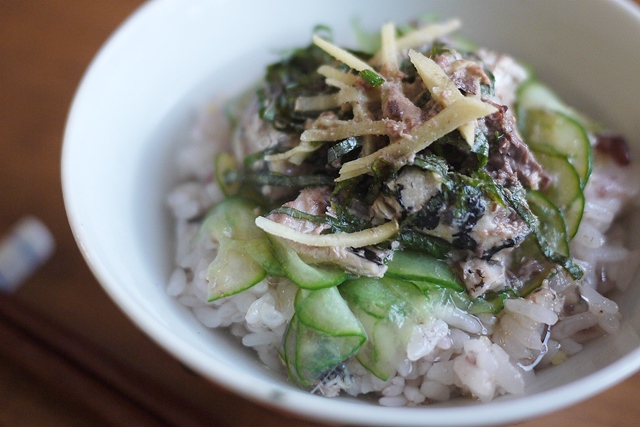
1,1,640,426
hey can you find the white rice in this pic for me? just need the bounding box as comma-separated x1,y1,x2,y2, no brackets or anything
165,103,640,406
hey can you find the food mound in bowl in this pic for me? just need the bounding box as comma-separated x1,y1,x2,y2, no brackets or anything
166,18,640,405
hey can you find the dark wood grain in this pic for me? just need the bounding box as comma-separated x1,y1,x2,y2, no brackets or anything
0,293,219,426
0,1,639,426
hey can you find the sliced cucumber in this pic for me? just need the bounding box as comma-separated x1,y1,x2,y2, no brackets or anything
502,185,582,279
214,151,240,196
468,290,512,314
201,196,262,240
352,312,405,380
521,109,592,188
295,287,365,337
283,316,304,387
341,276,428,320
532,150,585,239
269,236,349,289
562,196,585,240
385,250,464,292
206,247,265,300
526,190,570,258
284,287,365,387
201,197,280,301
425,285,512,315
340,276,431,380
517,79,577,123
506,231,558,296
516,79,598,132
228,238,285,277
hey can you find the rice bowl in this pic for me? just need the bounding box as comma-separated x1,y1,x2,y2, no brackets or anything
62,1,640,426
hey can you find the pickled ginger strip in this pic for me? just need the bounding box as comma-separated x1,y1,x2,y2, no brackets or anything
255,216,399,248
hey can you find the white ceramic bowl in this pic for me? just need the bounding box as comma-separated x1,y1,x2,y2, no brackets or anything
62,1,640,425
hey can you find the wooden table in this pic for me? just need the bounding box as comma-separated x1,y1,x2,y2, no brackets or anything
1,1,639,426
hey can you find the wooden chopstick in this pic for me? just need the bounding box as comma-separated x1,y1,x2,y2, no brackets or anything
0,293,226,427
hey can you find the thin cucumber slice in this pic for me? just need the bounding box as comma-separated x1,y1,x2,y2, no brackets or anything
341,276,431,380
562,196,585,240
468,290,512,314
498,183,582,278
269,236,349,289
284,288,365,387
355,314,406,380
206,247,266,301
521,108,592,188
201,197,280,300
340,276,428,320
283,316,304,387
517,79,577,123
508,235,556,297
425,284,513,315
532,150,585,239
516,79,598,132
214,151,240,196
228,238,284,277
295,287,366,337
200,196,263,240
526,190,570,258
532,151,581,208
385,250,464,291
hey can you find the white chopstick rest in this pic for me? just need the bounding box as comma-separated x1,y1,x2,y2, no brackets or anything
0,216,55,292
